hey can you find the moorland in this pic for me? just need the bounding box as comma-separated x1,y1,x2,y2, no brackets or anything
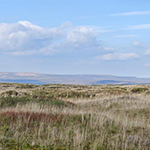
0,83,150,149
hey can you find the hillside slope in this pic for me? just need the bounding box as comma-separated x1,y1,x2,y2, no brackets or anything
0,72,150,85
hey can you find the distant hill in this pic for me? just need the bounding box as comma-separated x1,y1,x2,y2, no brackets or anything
0,72,150,85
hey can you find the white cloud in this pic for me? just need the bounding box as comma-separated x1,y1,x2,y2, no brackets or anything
60,22,72,28
6,51,38,56
97,53,139,60
66,26,98,47
0,21,102,55
18,21,43,31
144,49,150,55
115,34,137,38
0,21,62,53
144,63,150,67
103,47,114,51
133,41,142,47
112,11,150,16
127,24,150,30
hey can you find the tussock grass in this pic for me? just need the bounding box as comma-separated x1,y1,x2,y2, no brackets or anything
0,84,150,149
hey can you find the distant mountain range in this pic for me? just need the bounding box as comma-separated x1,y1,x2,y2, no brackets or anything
0,72,150,85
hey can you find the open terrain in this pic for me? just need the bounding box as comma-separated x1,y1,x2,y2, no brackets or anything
1,83,150,149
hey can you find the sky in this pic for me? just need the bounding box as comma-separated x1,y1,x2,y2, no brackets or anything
0,0,150,77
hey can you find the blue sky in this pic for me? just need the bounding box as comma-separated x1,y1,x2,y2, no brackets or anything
0,0,150,77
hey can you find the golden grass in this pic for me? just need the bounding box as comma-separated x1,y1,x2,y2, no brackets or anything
0,83,150,149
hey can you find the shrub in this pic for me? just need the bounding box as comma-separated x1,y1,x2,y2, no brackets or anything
16,84,37,89
0,96,30,107
1,90,18,97
0,96,76,108
131,87,148,93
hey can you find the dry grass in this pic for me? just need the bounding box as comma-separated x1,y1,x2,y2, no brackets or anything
1,83,150,149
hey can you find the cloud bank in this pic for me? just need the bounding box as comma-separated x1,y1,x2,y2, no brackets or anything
0,21,102,55
112,11,150,16
144,49,150,55
127,24,150,30
96,53,139,60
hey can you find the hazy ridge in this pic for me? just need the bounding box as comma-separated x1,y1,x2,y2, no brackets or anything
0,72,150,85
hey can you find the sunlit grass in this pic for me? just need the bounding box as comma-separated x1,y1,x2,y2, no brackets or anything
1,83,150,149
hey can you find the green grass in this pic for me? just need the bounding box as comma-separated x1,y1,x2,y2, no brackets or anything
1,84,150,149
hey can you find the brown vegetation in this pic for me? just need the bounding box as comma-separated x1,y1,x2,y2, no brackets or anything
0,83,150,149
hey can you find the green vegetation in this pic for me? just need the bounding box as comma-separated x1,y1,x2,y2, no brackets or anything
0,83,150,149
131,87,148,93
0,96,76,108
16,84,38,89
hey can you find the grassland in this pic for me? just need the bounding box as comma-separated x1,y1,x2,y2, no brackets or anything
0,83,150,149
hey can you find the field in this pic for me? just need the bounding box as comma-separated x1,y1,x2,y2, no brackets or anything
0,83,150,149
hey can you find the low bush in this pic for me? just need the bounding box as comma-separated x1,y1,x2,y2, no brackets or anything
0,96,76,108
131,87,148,93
